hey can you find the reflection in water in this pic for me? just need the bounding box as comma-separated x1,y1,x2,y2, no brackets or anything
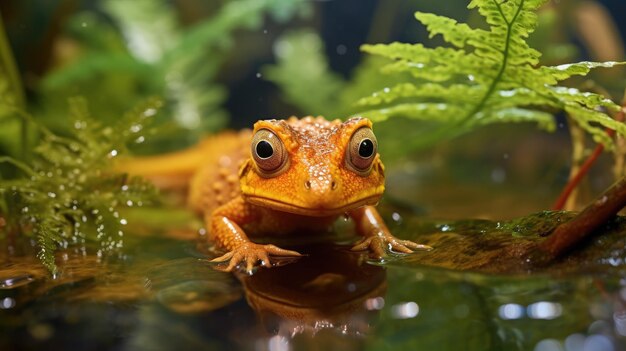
236,244,386,341
498,301,563,321
390,301,419,319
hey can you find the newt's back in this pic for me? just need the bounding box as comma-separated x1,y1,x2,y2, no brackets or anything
188,130,251,215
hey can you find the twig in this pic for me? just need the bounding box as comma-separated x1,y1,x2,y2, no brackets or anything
563,117,586,210
552,105,626,210
539,176,626,260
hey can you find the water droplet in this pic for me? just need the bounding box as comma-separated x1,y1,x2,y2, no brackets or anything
336,44,347,55
391,302,419,319
256,72,262,78
120,218,127,225
499,89,516,97
365,297,385,310
108,150,118,158
491,168,506,183
391,212,402,223
143,108,157,117
74,120,86,129
47,192,56,198
533,339,562,351
135,136,145,144
0,297,15,309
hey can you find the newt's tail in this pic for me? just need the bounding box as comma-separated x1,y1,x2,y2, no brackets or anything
115,130,251,193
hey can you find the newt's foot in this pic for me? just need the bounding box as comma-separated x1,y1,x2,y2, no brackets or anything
351,234,432,258
210,243,302,272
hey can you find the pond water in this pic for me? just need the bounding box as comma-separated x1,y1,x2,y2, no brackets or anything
1,126,624,351
2,199,626,351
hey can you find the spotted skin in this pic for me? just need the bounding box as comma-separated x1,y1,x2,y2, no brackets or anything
195,116,430,272
120,116,430,272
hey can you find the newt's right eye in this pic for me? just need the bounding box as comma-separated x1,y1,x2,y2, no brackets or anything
251,129,288,176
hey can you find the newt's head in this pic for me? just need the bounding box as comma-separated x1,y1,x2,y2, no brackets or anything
239,116,385,217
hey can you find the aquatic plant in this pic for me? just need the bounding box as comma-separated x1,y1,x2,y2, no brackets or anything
357,0,625,150
42,0,310,147
0,98,160,273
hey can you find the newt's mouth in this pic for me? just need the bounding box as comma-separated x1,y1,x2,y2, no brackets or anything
244,194,382,217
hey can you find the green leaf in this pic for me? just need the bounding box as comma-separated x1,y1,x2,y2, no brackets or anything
541,61,626,81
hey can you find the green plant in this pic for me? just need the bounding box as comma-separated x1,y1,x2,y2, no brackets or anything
42,0,310,148
357,0,625,151
0,98,160,273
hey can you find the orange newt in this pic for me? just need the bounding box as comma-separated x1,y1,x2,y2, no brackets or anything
121,116,429,271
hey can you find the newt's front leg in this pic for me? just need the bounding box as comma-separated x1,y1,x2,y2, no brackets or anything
208,196,301,272
349,206,431,258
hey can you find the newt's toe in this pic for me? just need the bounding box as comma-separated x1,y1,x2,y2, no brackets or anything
210,243,302,273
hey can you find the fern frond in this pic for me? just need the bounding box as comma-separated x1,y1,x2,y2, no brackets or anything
0,98,160,273
360,0,626,150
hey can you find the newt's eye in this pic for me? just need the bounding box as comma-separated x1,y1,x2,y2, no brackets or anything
251,129,288,175
347,127,377,174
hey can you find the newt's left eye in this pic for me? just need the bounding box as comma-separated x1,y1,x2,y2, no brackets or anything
347,127,377,175
251,129,288,175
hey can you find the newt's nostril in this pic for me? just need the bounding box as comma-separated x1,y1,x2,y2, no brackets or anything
304,180,311,190
331,180,337,190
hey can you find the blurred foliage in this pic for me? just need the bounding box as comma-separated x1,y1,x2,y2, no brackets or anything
0,14,26,159
263,29,409,120
0,98,161,273
41,0,310,151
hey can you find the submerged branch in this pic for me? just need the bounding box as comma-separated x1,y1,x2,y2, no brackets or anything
538,176,626,261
